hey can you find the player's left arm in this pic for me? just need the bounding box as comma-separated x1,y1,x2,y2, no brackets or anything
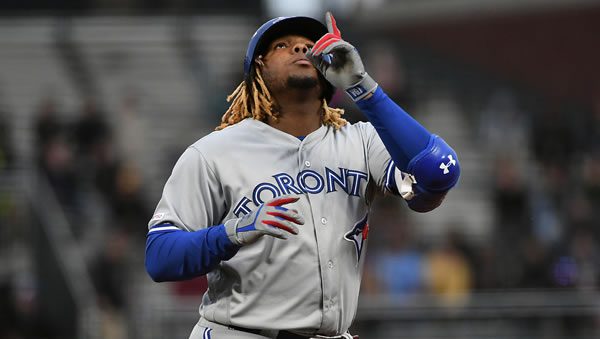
308,12,460,212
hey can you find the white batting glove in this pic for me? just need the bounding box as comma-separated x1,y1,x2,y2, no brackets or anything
307,12,378,102
224,195,305,246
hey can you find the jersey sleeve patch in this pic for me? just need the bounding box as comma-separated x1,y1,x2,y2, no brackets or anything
151,212,166,222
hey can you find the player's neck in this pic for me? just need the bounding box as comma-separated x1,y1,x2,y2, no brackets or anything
268,93,322,137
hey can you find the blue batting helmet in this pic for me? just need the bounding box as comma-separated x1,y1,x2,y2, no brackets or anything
243,16,333,100
243,16,328,77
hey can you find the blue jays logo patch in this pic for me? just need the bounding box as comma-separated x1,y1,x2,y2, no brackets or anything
344,214,369,262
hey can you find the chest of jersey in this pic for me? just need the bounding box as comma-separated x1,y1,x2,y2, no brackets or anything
198,120,382,333
218,139,370,218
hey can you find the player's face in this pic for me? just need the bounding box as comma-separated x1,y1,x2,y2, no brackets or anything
260,34,320,91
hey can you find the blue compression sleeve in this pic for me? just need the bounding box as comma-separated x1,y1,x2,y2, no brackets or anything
145,225,240,282
356,87,431,171
357,87,460,212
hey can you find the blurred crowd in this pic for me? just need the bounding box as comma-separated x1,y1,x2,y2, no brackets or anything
34,94,151,236
1,92,154,338
37,94,153,338
360,83,600,306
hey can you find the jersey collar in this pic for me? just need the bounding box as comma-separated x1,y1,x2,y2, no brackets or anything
243,118,328,147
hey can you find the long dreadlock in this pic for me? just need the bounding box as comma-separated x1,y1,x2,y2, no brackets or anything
216,66,346,131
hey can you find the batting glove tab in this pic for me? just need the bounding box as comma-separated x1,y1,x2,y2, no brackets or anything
307,12,378,102
224,195,305,246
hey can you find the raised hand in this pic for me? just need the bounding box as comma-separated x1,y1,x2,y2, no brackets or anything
307,12,378,101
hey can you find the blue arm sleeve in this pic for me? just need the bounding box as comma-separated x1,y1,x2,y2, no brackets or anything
356,87,431,171
145,224,240,282
357,87,460,212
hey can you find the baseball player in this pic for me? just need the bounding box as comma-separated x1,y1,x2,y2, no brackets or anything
145,12,460,339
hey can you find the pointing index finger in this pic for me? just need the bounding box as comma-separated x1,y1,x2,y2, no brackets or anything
326,11,341,38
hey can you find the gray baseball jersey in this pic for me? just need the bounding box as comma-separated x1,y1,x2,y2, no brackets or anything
148,118,411,336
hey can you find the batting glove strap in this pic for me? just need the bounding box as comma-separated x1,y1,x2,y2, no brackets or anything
224,218,243,245
345,74,378,102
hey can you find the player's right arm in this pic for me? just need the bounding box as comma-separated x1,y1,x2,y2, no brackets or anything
145,147,303,282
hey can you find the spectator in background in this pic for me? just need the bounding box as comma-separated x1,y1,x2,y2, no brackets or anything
492,155,531,243
114,90,148,173
490,154,542,288
478,89,530,157
332,41,416,124
365,42,415,113
91,137,120,202
531,107,576,168
528,101,577,252
371,213,425,300
32,96,79,214
580,152,600,215
425,228,472,307
72,97,111,161
0,281,20,339
90,229,130,339
39,136,80,218
444,227,479,289
574,89,600,156
569,228,600,289
519,235,552,288
111,162,150,238
33,97,63,168
473,245,499,290
0,105,14,171
565,191,595,241
90,136,151,239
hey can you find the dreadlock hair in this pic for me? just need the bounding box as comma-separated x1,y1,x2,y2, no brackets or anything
216,65,347,131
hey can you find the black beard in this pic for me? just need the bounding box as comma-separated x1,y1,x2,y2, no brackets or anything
287,75,318,89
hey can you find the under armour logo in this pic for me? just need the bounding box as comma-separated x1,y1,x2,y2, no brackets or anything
439,155,456,174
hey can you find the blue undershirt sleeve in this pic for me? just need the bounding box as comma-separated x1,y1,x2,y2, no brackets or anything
356,87,460,212
356,87,431,171
145,224,240,282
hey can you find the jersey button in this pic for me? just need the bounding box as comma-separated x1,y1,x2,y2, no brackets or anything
327,260,334,269
321,217,327,225
304,160,311,167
